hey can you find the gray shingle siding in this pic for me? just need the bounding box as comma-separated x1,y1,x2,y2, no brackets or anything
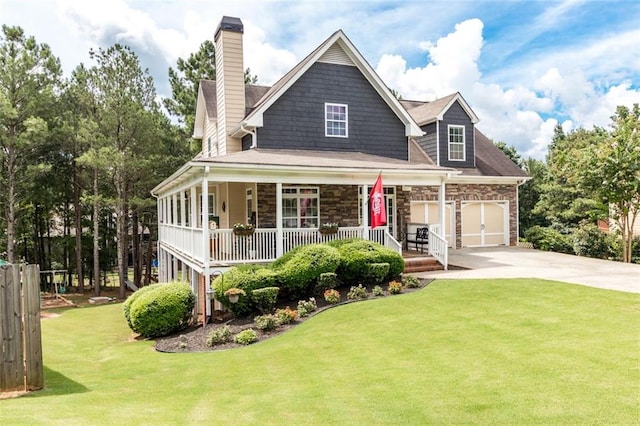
415,122,437,162
255,62,408,160
439,101,475,168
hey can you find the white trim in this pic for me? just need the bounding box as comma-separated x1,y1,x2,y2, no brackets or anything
447,124,466,162
324,103,348,138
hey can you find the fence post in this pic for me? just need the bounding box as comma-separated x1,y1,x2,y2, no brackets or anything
0,265,24,392
0,264,43,393
23,264,43,390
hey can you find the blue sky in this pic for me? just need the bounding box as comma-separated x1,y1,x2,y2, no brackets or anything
2,0,639,159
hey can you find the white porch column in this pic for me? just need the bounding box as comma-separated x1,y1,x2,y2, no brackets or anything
361,185,369,240
172,193,178,225
438,178,446,238
180,190,186,226
172,256,178,282
201,174,211,293
276,182,284,257
190,186,197,227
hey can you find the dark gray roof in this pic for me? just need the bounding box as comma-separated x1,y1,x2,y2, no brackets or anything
466,128,528,177
400,93,458,125
199,80,270,119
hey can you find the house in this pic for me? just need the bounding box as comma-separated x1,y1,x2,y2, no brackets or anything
151,16,528,316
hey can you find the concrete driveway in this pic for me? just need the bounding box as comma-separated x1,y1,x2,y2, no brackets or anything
418,246,640,294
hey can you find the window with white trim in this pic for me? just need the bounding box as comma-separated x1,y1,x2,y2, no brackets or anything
448,125,465,161
282,187,319,228
325,103,348,137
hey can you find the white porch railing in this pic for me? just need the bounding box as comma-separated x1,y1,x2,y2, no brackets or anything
428,225,448,270
159,224,205,264
161,224,404,266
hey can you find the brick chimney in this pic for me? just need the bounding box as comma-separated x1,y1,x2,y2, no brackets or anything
215,16,245,154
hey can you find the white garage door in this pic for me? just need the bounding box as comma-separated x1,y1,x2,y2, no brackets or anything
461,201,508,247
409,201,455,247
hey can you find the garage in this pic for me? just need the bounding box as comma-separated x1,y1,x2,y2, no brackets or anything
409,201,455,247
461,201,508,247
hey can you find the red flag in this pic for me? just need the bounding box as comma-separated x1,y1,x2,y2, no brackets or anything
369,174,387,229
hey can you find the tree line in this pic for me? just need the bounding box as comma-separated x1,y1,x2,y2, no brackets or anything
0,26,226,298
503,107,640,263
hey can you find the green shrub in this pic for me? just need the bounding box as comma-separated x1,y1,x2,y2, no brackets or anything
402,274,421,288
314,272,338,294
274,307,298,325
572,222,614,259
335,239,404,284
372,285,384,296
272,244,340,298
123,284,158,329
524,226,574,254
347,284,368,300
127,282,195,338
234,329,258,345
254,314,278,331
297,297,318,317
366,262,390,284
206,326,232,346
250,287,279,314
212,265,277,316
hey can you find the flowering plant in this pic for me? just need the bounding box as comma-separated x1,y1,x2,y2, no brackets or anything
274,306,298,324
224,287,246,297
319,222,339,234
323,289,340,304
320,222,339,230
233,223,254,232
387,280,403,294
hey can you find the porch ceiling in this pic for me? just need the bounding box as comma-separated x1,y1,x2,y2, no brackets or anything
152,149,458,196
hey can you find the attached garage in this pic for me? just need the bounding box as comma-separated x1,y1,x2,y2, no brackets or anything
461,201,508,247
409,201,455,247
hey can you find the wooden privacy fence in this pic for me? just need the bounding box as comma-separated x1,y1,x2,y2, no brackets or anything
0,264,43,393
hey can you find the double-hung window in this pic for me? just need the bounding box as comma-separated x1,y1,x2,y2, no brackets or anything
282,187,319,228
325,103,348,137
448,125,465,161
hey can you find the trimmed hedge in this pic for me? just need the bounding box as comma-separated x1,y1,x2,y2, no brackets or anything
272,244,341,298
125,282,195,338
250,287,280,314
123,283,158,330
334,239,404,284
212,264,277,316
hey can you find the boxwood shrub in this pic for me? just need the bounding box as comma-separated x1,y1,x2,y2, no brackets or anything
212,264,278,316
334,239,404,284
126,281,195,338
272,244,340,298
250,286,280,314
525,226,574,254
123,283,159,329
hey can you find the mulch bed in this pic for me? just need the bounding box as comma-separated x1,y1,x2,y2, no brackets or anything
155,278,433,353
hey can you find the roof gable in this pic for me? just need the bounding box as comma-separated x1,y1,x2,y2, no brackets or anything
243,31,422,137
402,92,479,126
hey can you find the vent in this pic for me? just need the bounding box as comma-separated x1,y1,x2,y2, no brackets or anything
318,42,355,66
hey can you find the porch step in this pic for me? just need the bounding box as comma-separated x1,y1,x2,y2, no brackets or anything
403,256,444,273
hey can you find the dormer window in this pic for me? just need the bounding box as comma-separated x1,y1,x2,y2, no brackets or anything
325,103,348,137
448,125,465,161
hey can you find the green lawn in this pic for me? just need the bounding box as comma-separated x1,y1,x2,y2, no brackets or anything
3,279,639,425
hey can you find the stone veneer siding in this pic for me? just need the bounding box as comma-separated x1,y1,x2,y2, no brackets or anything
256,183,362,228
404,184,518,248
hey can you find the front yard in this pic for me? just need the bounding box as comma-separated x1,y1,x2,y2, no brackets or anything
2,278,638,424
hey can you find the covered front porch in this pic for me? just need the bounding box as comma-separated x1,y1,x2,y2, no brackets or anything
151,149,455,289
